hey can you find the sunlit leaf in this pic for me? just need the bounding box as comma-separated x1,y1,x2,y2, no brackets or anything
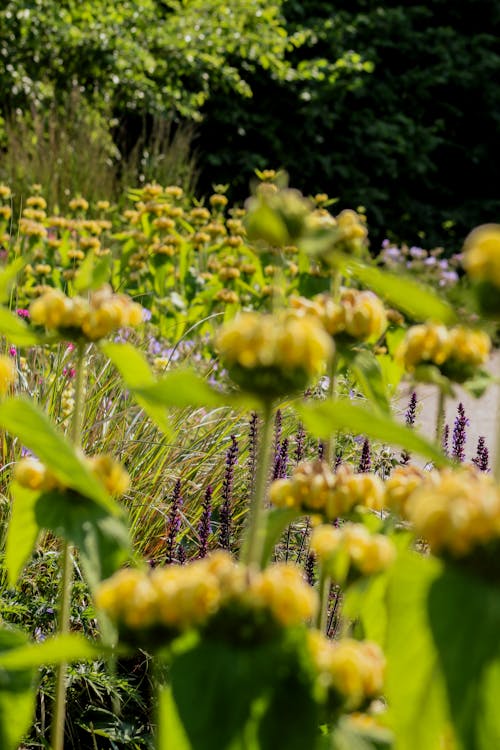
0,258,25,303
0,397,118,514
0,627,36,750
5,482,40,586
335,256,456,325
0,633,100,670
0,308,41,345
298,398,450,466
101,342,172,437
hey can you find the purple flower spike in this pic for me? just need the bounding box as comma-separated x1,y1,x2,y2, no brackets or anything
219,435,239,550
472,436,490,472
165,479,183,564
198,485,213,558
451,403,469,463
358,438,371,473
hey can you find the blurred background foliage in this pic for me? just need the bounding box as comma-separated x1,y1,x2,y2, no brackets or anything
0,0,499,247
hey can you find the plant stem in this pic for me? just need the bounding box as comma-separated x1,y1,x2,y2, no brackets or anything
324,352,339,466
51,342,86,750
242,401,274,569
495,353,500,483
316,565,331,633
435,388,446,448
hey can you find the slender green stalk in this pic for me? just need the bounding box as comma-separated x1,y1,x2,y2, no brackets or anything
51,342,86,750
495,354,500,483
324,352,339,466
242,401,274,569
316,565,331,633
435,388,446,448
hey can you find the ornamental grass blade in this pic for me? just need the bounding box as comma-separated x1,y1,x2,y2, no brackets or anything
298,398,450,467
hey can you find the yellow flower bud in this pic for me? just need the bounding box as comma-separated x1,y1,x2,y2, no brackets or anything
87,455,130,496
250,563,318,627
463,224,500,287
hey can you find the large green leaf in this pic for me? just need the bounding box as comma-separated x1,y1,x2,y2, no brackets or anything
5,482,40,585
258,666,319,750
101,342,172,436
298,399,450,467
158,685,192,750
0,397,118,514
0,633,100,670
171,639,279,750
133,370,258,411
0,308,41,345
385,553,450,750
0,627,36,750
427,564,500,749
35,492,130,591
335,256,456,325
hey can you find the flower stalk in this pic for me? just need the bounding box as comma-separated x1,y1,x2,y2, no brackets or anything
51,342,86,750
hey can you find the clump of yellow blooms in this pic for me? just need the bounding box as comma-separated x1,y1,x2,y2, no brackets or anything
384,465,436,517
95,552,318,638
30,285,144,341
14,454,130,497
463,224,500,288
0,355,16,396
269,462,385,519
397,323,491,382
307,631,385,709
291,288,387,344
406,467,500,557
310,523,396,577
215,311,333,397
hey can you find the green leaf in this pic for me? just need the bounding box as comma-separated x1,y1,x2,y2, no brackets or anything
343,574,389,646
0,397,118,515
73,250,111,292
0,633,100,670
427,563,500,749
0,627,36,750
0,307,41,345
335,256,456,325
101,342,172,437
5,482,40,585
344,349,391,414
245,201,288,247
260,508,302,566
171,639,279,750
385,553,450,750
158,685,192,750
35,492,130,591
298,399,450,467
0,258,25,303
133,370,258,411
258,665,319,750
462,369,498,399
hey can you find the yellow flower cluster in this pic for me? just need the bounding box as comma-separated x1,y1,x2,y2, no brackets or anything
215,311,333,397
397,323,491,381
384,465,434,517
0,355,16,396
406,467,500,557
95,552,318,634
291,288,387,343
308,631,385,709
310,523,396,577
14,454,130,497
269,462,385,519
463,224,500,287
30,285,144,341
